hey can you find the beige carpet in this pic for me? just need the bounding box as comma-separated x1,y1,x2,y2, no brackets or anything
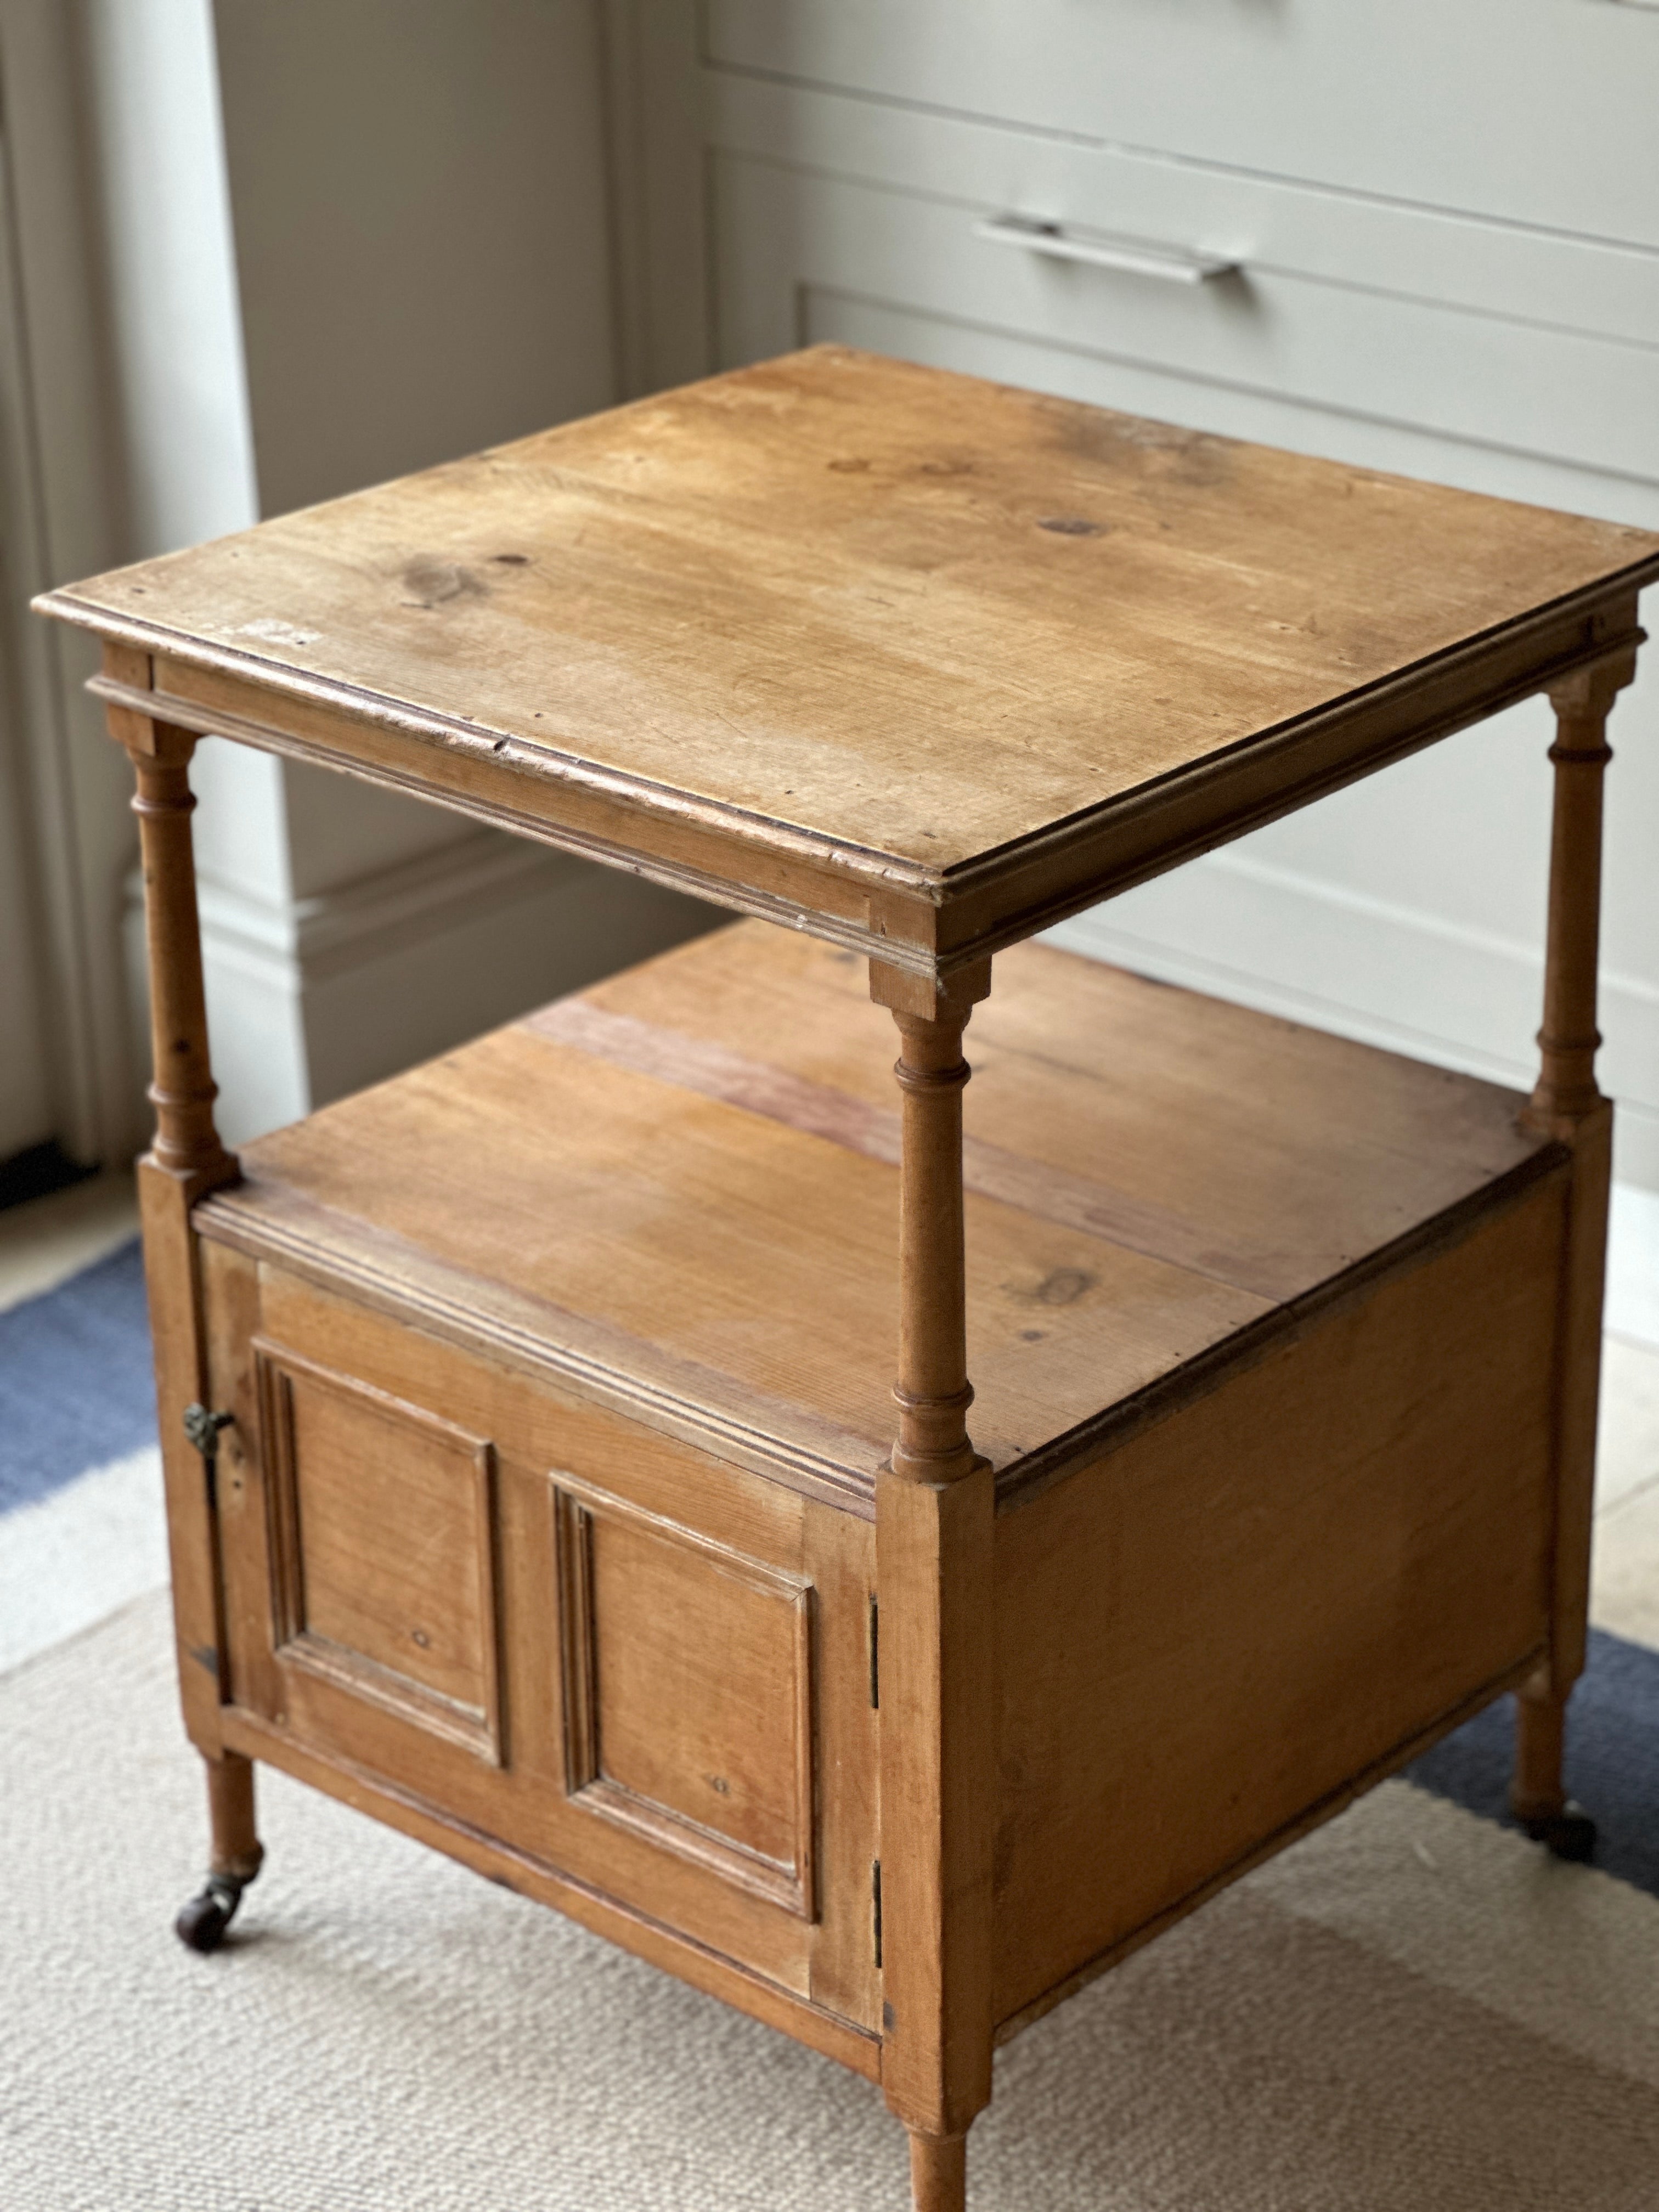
4,1593,1659,2210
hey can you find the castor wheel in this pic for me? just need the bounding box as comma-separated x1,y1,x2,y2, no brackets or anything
174,1874,247,1953
1520,1802,1597,1864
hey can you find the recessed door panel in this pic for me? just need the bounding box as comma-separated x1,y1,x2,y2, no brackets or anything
556,1479,816,1916
258,1340,503,1763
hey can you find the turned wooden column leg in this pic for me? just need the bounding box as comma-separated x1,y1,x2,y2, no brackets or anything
1512,635,1641,1864
126,735,233,1184
870,960,995,2212
886,983,985,1487
102,644,251,1937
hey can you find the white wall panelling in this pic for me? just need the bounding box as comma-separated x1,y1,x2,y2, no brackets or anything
81,0,260,556
0,111,55,1158
603,22,1659,1189
709,151,1659,495
600,0,712,396
212,0,619,522
705,71,1659,363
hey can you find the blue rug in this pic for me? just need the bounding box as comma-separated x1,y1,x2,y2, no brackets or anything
0,1240,156,1510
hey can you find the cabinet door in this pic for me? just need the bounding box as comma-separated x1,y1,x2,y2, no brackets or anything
202,1242,879,2027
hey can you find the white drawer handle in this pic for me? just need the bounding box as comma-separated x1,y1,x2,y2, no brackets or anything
975,213,1235,286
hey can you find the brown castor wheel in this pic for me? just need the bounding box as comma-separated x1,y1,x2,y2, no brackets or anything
1520,1802,1597,1864
174,1874,249,1953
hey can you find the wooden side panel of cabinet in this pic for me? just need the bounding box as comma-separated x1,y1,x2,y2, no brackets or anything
201,1245,879,2025
991,1177,1567,2031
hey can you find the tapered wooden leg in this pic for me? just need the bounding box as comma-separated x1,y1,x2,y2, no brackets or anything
206,1750,263,1883
869,961,995,2189
909,2129,967,2212
1511,1686,1595,1863
1512,631,1642,1864
177,1751,264,1953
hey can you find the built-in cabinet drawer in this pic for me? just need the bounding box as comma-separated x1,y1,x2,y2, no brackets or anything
702,0,1659,250
200,1240,880,2028
622,10,1659,520
704,70,1659,358
709,146,1659,526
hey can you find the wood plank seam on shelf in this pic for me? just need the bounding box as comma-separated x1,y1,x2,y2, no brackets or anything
524,995,1314,1299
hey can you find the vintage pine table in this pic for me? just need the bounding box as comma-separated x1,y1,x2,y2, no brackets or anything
38,348,1659,2210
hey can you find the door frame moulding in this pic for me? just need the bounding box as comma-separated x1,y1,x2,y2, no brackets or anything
0,3,143,1165
597,0,713,398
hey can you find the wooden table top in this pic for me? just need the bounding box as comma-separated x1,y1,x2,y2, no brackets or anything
40,346,1659,977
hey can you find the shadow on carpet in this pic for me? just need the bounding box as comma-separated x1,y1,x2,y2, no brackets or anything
1406,1626,1659,1900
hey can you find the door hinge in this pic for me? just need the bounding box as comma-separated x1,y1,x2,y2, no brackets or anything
183,1403,233,1505
871,1858,883,1969
868,1593,879,1709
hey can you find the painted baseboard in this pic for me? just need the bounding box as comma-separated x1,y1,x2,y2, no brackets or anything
127,827,720,1145
1046,847,1659,1194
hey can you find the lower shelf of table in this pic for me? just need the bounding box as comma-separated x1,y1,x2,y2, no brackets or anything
196,917,1566,1492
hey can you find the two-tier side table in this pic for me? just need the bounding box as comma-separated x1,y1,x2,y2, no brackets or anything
38,349,1659,2211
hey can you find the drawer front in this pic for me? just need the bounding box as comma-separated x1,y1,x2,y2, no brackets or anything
710,150,1659,517
201,1243,879,2026
702,0,1659,249
707,70,1659,355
